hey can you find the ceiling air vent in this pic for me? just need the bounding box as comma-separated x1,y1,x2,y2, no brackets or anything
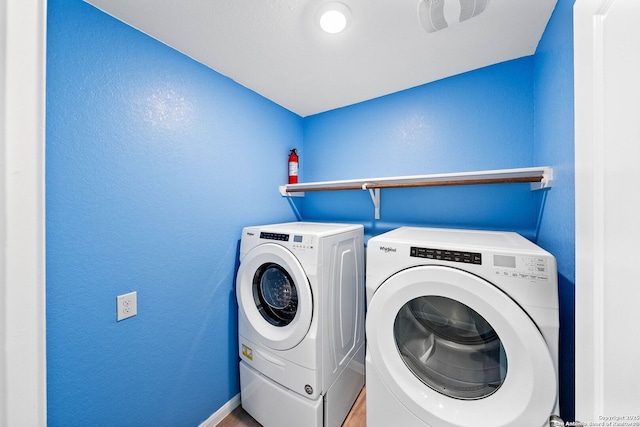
418,0,488,33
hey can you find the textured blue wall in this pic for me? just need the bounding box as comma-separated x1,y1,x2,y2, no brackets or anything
302,58,540,239
46,1,301,425
534,0,576,421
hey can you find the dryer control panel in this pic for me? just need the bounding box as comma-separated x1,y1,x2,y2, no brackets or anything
410,246,482,264
409,245,550,282
260,232,290,241
493,255,549,282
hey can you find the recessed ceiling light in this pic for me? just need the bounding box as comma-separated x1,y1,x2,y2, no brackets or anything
316,2,352,34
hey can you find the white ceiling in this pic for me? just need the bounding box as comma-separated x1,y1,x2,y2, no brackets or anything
84,0,558,117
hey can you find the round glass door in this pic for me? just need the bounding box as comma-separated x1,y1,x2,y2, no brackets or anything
253,263,298,327
394,295,507,400
236,243,313,350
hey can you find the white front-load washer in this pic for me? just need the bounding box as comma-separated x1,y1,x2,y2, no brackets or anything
366,227,560,427
236,222,365,427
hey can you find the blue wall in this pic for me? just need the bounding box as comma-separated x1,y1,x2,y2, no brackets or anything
46,0,575,424
46,1,301,425
301,57,541,239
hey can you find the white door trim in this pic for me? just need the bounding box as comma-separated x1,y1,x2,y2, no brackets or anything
575,0,640,420
574,0,608,417
0,0,47,425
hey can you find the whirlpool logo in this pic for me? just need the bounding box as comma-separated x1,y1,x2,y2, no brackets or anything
379,246,397,253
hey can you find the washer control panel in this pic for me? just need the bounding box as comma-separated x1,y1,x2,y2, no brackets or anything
260,231,315,250
291,234,315,251
493,255,549,282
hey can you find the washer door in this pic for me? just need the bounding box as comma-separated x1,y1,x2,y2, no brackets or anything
236,243,313,351
366,265,556,427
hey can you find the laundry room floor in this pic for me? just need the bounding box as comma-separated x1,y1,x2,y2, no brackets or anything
217,387,366,427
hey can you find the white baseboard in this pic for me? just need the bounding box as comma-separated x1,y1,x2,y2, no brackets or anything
199,393,241,427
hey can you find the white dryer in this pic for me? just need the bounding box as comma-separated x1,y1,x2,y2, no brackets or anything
366,227,560,427
236,222,365,427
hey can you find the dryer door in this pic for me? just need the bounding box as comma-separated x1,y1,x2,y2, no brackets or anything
366,265,556,427
236,243,313,351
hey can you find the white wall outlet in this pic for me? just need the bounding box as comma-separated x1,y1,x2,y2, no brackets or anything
117,291,137,321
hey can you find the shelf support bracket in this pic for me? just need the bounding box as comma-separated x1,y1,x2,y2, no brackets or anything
279,185,304,197
365,185,381,220
531,167,554,190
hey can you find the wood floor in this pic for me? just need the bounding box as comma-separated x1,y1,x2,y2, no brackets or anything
216,387,366,427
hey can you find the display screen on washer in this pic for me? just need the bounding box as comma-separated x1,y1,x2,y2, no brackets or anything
410,246,482,265
394,296,507,400
252,263,298,327
293,235,303,243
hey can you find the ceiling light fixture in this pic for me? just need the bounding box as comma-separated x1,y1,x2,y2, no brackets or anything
316,2,352,34
418,0,488,33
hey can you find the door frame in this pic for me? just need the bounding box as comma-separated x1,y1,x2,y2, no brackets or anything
0,0,47,425
574,0,640,419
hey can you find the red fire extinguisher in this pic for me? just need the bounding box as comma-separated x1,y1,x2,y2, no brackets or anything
288,149,299,184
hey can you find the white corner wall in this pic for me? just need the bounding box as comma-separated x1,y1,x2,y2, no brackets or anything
0,0,47,426
574,0,640,421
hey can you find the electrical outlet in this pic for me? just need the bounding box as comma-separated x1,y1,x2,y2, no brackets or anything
117,291,137,321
